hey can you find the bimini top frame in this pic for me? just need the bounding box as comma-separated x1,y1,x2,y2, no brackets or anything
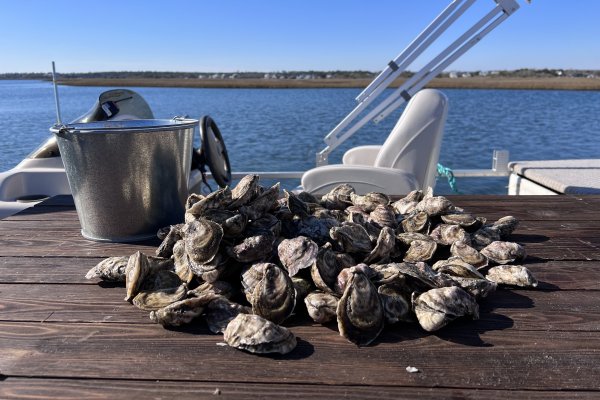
316,0,521,166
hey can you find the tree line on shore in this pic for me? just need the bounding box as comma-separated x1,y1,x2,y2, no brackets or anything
1,69,598,81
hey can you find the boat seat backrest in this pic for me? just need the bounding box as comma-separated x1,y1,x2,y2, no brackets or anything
374,88,448,189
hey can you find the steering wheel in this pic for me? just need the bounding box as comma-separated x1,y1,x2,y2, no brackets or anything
192,116,232,188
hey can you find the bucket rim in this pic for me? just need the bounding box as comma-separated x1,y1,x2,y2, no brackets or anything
50,118,198,134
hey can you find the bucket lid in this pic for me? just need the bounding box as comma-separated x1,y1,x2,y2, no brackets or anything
50,118,198,135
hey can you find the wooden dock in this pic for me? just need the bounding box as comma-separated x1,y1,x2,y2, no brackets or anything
1,195,599,399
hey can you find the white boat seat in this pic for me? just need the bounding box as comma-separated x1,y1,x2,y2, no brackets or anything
302,88,448,195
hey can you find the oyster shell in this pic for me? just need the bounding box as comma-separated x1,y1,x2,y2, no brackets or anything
183,218,223,265
429,224,471,246
149,296,211,327
378,283,412,324
296,215,339,245
155,224,183,258
446,276,497,299
278,236,319,276
330,222,373,254
432,257,485,279
345,205,369,225
124,251,150,302
401,211,431,234
311,242,351,293
493,216,519,239
229,174,260,209
391,189,423,215
471,225,502,250
251,263,296,324
350,192,390,213
186,186,232,217
369,263,406,286
239,182,280,220
403,239,437,263
334,264,376,296
245,214,281,237
415,195,454,216
337,268,384,346
86,256,129,282
171,240,194,283
368,204,397,229
486,265,538,288
321,183,354,210
304,291,339,323
412,286,479,332
228,231,275,263
205,296,251,334
450,241,489,269
480,241,526,265
187,280,235,299
240,263,270,303
223,314,297,354
297,191,320,205
441,213,481,230
283,190,310,218
132,282,188,311
364,226,396,264
291,276,314,301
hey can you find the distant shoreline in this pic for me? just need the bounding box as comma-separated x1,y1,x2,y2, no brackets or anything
58,76,600,91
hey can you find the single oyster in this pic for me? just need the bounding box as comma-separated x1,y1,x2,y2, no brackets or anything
228,231,276,263
311,242,352,293
471,225,502,250
239,182,280,220
183,218,223,265
297,191,320,205
283,190,310,218
415,195,454,216
335,264,376,296
345,205,369,225
132,282,188,311
441,213,481,230
486,265,538,288
403,239,437,263
493,216,520,239
321,183,354,210
412,286,479,332
186,186,232,217
155,224,183,258
223,314,297,354
172,240,194,283
350,192,390,213
369,263,406,286
395,261,455,292
368,205,397,229
304,291,339,323
229,174,260,209
330,222,373,254
205,296,251,334
401,211,430,234
278,236,319,276
429,224,471,246
251,263,296,324
480,241,526,264
364,226,396,264
149,296,211,327
202,209,247,238
450,241,489,269
378,284,412,324
391,189,423,215
432,257,485,279
396,232,432,245
446,276,497,299
337,268,384,346
85,256,129,282
124,251,150,302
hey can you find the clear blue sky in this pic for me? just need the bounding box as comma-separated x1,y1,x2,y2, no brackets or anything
1,0,598,73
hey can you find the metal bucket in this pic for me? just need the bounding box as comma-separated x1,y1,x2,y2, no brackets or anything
51,118,196,242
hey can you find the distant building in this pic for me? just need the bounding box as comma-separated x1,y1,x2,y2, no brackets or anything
449,72,458,79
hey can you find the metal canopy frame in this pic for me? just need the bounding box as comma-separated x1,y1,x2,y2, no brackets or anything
316,0,521,166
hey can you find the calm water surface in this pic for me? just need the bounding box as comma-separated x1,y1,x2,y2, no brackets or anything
1,80,599,194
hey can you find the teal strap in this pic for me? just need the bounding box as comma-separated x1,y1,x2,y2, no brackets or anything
437,163,459,193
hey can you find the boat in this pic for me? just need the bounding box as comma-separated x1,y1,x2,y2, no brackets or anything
1,0,598,221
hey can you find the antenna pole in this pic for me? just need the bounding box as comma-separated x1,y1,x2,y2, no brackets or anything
51,61,63,125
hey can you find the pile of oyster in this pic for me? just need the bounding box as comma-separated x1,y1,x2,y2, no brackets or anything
86,175,538,354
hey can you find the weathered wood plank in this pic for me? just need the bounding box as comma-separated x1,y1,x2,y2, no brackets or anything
0,283,599,331
2,378,598,400
0,321,599,391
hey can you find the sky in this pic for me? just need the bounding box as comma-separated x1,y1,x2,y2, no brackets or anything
1,0,598,74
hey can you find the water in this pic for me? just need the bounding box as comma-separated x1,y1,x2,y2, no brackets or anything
1,80,599,194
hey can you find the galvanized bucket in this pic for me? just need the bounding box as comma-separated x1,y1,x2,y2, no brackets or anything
51,118,196,242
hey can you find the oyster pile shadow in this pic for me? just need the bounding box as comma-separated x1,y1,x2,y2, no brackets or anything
86,176,538,353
